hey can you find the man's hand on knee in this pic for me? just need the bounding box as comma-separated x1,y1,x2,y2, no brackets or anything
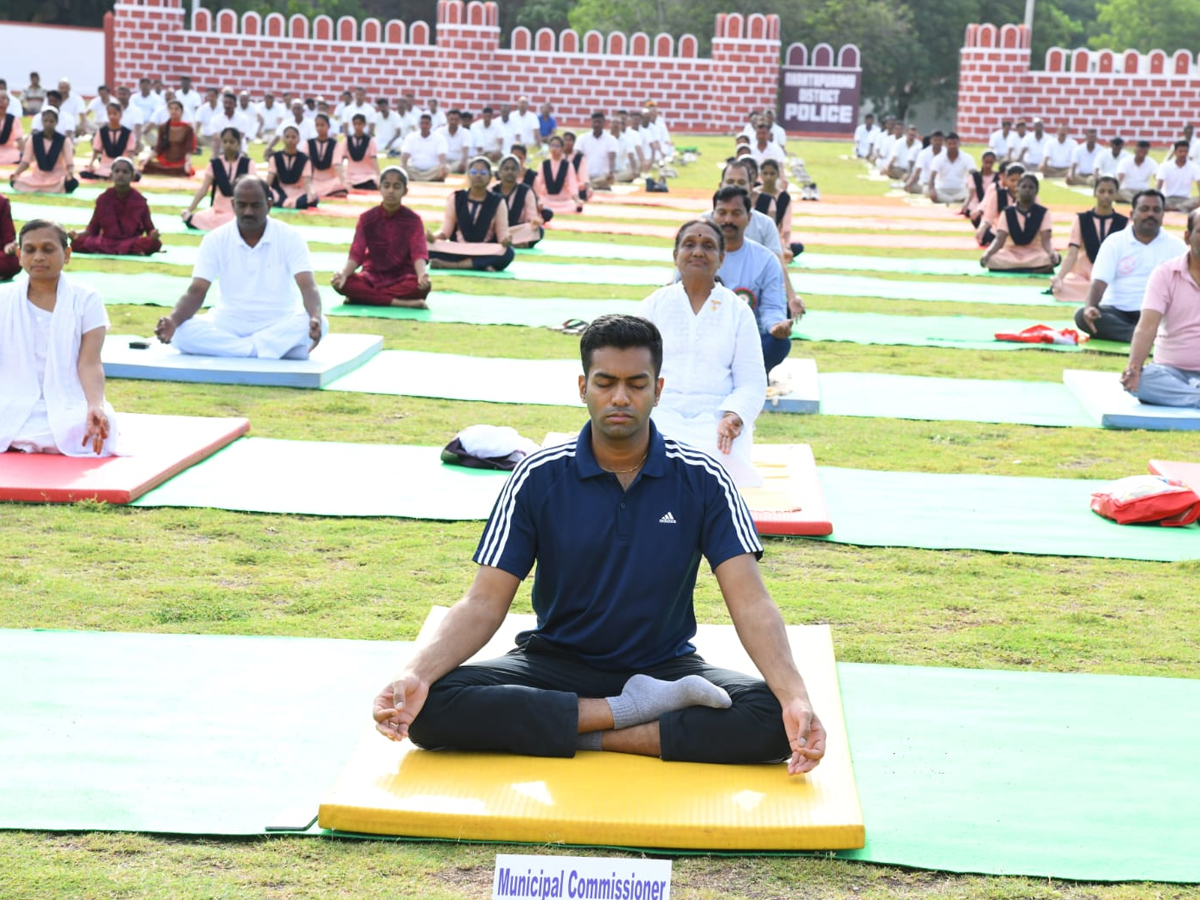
783,698,827,775
373,672,429,741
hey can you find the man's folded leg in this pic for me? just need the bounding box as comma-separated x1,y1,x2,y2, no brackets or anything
651,656,792,765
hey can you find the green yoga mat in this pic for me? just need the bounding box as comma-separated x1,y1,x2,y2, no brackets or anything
452,262,1064,306
10,200,362,245
3,628,1197,881
795,311,1128,354
328,292,641,324
820,373,1097,427
132,435,1198,561
70,271,346,310
814,465,1200,561
71,243,350,272
134,440,509,518
832,662,1200,881
11,200,199,236
0,628,399,835
325,351,1097,428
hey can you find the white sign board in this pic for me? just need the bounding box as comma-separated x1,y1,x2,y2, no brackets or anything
493,854,672,900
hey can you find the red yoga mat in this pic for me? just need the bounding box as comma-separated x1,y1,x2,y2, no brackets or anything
0,413,249,504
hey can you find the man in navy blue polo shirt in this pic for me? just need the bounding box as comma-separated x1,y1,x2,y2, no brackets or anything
373,315,827,774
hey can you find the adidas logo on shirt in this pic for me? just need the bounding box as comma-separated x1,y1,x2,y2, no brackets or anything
659,512,677,524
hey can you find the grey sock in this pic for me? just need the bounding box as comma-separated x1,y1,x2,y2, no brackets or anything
576,731,603,751
606,673,732,731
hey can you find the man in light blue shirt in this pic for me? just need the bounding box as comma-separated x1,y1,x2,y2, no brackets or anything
711,186,793,374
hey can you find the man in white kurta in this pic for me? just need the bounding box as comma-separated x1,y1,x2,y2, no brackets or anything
0,273,119,456
155,177,327,359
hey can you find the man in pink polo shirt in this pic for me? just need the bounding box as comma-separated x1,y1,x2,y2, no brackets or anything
1121,210,1200,406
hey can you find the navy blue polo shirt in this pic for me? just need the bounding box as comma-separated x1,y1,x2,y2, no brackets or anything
474,421,763,671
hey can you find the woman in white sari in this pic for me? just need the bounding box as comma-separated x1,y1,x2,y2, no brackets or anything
0,219,118,456
639,219,766,487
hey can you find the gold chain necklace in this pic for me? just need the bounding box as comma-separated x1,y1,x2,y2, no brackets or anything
603,452,648,475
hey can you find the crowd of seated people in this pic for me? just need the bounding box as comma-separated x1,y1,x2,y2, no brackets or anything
856,114,1200,408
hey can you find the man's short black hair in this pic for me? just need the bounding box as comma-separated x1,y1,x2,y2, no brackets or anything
713,185,751,212
580,315,663,377
1174,139,1189,151
1136,140,1151,148
931,130,945,138
946,131,960,141
1132,189,1166,210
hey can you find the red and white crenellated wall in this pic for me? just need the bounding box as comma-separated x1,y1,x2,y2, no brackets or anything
957,23,1200,144
105,0,780,132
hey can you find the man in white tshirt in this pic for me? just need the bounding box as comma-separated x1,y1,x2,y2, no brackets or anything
155,176,327,360
510,96,541,149
867,116,894,162
401,113,449,181
207,92,257,154
340,87,376,137
872,121,898,171
1040,123,1077,178
1094,136,1129,180
749,119,786,166
1155,140,1200,212
612,112,641,182
989,119,1016,163
29,89,76,137
235,92,260,140
1117,140,1157,203
634,109,660,170
257,93,285,140
372,98,403,156
1076,189,1186,342
644,105,671,163
1017,119,1046,168
576,111,619,191
853,114,877,158
175,76,202,121
436,108,470,173
928,132,975,204
427,98,447,131
56,79,86,137
762,109,786,147
469,107,504,162
194,88,219,143
1067,129,1101,185
886,125,920,180
83,85,114,136
131,79,159,123
906,131,943,194
332,91,352,124
1184,124,1200,163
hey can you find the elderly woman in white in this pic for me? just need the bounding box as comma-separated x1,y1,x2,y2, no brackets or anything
639,219,766,487
0,219,118,456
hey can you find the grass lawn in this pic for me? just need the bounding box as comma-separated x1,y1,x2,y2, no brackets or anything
3,133,1198,900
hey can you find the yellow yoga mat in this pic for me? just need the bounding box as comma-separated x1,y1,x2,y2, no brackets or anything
318,608,864,850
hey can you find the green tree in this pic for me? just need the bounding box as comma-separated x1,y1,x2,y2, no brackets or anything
1089,0,1200,52
0,0,112,27
513,0,573,36
568,0,728,54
